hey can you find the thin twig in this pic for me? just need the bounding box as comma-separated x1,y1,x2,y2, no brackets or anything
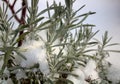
12,0,17,8
3,0,27,47
3,0,21,23
18,0,27,47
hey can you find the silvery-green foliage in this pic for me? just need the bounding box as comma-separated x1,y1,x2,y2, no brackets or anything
0,0,120,84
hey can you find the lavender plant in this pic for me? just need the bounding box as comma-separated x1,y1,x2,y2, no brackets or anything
0,0,120,84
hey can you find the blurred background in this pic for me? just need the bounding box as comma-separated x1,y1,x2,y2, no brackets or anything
0,0,120,82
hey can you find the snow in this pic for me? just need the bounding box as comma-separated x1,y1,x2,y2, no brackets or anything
0,60,3,70
15,69,27,80
107,65,120,84
67,60,100,84
0,78,13,84
19,40,50,75
84,60,99,80
67,68,88,84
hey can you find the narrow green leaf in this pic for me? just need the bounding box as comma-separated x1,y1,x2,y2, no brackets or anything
37,6,63,17
78,11,96,17
51,43,70,47
106,43,120,47
16,32,30,42
105,50,120,53
72,5,86,17
47,1,51,18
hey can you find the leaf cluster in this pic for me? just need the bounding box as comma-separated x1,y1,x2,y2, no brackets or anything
0,0,120,84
